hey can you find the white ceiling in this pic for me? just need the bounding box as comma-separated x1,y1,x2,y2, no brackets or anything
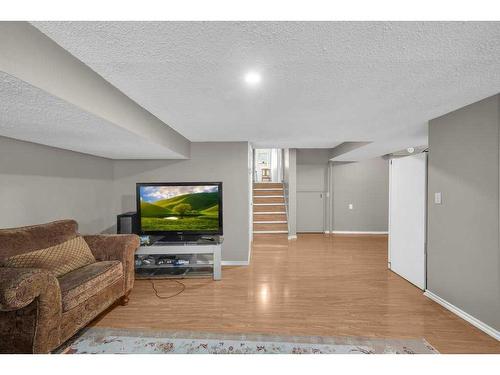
26,22,500,158
0,72,184,159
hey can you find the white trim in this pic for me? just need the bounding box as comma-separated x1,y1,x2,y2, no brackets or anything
424,290,500,341
253,220,287,224
254,230,288,234
288,235,297,240
253,203,286,206
324,231,330,234
330,230,389,234
222,260,249,266
254,211,287,214
388,158,393,271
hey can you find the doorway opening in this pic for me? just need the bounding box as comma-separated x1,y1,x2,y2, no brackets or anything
253,148,284,183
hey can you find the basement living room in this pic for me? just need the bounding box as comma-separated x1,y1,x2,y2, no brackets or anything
1,4,500,373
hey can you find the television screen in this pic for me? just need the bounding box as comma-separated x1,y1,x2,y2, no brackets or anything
137,182,222,234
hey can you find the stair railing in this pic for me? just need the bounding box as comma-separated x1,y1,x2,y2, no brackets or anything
282,181,290,233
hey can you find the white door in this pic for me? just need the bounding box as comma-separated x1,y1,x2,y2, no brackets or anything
389,153,427,289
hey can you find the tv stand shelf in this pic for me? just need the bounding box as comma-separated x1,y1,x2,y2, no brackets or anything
135,240,222,280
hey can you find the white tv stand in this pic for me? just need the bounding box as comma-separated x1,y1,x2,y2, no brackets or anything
135,240,222,280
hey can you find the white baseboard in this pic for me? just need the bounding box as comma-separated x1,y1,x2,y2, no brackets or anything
288,235,297,240
330,230,388,235
221,261,249,266
424,290,500,341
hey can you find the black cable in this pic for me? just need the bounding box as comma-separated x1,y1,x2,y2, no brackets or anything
150,279,186,299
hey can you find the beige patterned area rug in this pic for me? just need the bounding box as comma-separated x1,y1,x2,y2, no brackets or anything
58,327,438,354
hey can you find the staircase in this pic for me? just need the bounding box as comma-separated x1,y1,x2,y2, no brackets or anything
253,182,288,234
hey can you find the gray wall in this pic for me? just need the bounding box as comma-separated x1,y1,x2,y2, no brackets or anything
248,144,253,246
292,149,389,233
112,142,251,263
332,157,389,232
296,149,330,192
297,148,331,166
427,95,500,330
0,137,251,263
0,136,114,233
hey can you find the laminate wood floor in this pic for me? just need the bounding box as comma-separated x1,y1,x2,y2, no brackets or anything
93,233,500,353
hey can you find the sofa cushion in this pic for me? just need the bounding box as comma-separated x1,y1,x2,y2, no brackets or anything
58,260,123,311
2,236,96,277
0,220,78,261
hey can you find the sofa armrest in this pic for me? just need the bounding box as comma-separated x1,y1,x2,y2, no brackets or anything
0,267,61,311
0,267,62,353
83,234,139,293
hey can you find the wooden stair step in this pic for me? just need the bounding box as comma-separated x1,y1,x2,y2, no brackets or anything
254,204,286,212
253,183,283,189
253,189,283,196
253,222,288,231
254,213,287,222
253,233,289,238
253,196,285,204
253,231,288,234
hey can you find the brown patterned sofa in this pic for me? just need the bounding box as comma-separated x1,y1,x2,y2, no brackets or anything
0,220,139,353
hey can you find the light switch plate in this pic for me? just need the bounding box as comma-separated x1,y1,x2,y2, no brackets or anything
434,192,442,204
348,203,353,210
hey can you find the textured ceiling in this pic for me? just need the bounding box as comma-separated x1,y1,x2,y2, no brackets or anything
31,21,500,158
0,72,184,159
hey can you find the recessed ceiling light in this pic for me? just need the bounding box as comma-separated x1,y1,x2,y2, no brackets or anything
244,71,262,86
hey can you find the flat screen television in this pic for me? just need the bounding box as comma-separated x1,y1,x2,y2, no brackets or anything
136,182,223,240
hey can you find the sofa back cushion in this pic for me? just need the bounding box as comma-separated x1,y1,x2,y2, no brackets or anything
2,236,96,277
0,220,78,261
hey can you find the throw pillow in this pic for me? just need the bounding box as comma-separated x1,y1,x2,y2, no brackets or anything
2,236,96,277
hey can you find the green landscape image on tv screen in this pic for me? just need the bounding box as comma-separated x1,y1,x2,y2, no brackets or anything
139,185,220,232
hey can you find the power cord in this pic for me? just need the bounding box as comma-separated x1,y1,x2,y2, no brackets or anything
150,279,186,299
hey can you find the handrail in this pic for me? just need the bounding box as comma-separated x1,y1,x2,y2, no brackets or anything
282,181,290,233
